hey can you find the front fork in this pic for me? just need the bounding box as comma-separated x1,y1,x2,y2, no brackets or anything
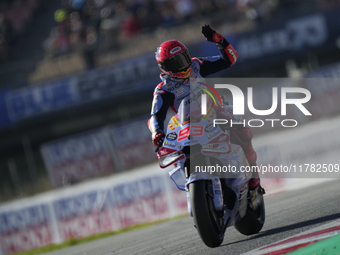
169,164,224,217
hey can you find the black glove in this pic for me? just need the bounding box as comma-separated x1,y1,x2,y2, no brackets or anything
202,24,224,44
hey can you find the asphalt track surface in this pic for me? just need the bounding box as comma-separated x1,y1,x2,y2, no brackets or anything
43,179,340,255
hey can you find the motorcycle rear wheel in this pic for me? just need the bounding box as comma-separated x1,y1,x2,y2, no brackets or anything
234,190,265,235
189,181,224,247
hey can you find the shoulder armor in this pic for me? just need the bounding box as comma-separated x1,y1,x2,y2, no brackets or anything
153,82,165,96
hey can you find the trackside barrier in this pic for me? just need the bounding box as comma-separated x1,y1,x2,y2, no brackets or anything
1,116,339,254
255,116,340,193
0,164,187,255
40,117,157,188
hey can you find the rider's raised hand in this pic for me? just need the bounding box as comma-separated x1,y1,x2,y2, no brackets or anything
202,24,224,44
152,129,165,146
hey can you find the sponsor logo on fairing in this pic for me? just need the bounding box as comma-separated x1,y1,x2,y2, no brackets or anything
165,141,176,148
171,116,180,127
205,123,216,133
166,132,177,140
207,130,221,139
202,144,215,149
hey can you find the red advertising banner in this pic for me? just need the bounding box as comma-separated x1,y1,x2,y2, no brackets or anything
0,204,54,255
109,119,156,170
41,131,115,187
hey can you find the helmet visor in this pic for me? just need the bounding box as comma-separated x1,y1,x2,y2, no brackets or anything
160,50,192,73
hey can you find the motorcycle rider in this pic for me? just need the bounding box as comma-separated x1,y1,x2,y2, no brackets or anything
148,25,260,189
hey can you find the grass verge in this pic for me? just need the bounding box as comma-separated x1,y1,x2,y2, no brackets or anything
13,214,188,255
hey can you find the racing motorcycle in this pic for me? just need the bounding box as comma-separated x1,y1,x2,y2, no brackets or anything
156,100,265,248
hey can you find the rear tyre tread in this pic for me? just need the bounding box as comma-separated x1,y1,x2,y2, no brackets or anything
234,192,265,236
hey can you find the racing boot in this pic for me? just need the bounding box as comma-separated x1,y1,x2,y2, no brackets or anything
231,127,260,189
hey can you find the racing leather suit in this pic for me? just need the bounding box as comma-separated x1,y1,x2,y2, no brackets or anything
148,39,260,188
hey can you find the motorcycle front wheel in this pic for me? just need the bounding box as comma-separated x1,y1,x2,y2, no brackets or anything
189,180,225,247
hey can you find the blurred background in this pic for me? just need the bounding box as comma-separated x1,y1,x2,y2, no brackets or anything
0,0,340,202
1,1,340,254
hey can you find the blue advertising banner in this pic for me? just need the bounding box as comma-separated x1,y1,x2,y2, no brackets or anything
236,14,329,62
5,78,78,121
2,54,160,123
202,10,340,64
0,204,54,254
76,54,160,102
0,171,176,254
109,118,156,170
51,176,167,241
41,130,115,187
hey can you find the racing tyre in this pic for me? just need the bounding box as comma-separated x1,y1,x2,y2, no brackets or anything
189,181,224,247
234,190,265,235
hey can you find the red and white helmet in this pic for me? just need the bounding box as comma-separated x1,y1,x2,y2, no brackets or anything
155,40,192,79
